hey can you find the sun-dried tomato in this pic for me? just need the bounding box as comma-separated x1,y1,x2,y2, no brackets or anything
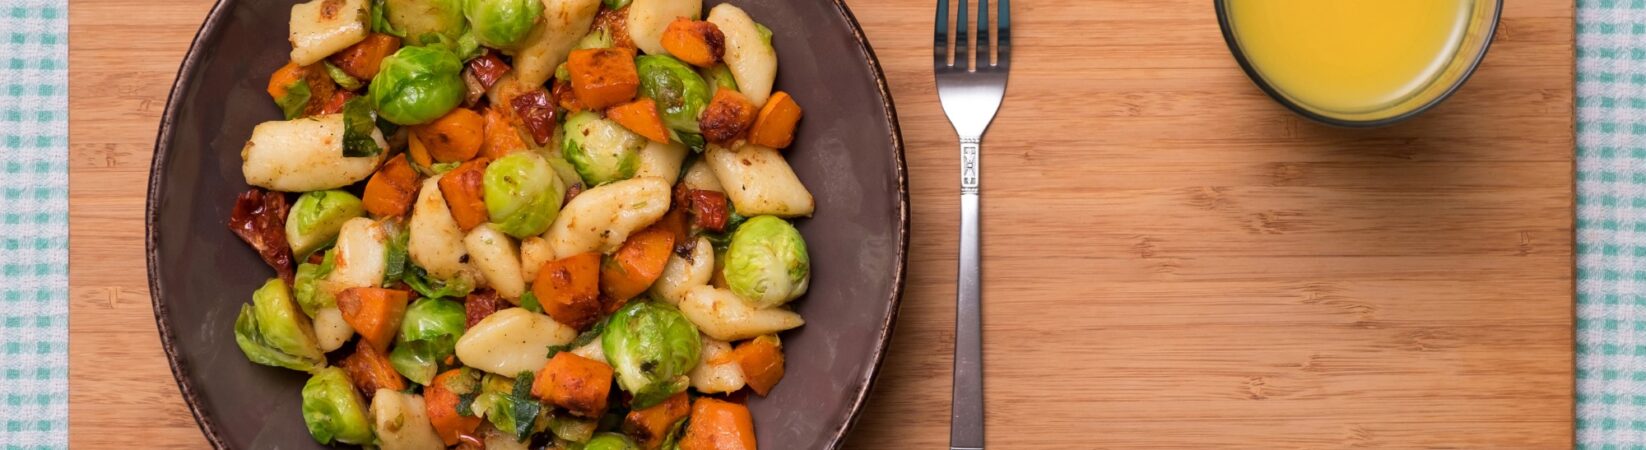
466,51,511,91
510,89,556,146
683,189,730,232
228,189,295,283
464,289,509,329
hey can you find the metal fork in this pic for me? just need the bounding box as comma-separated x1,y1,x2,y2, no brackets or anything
935,0,1009,449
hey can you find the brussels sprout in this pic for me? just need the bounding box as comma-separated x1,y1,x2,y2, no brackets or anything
585,433,639,450
601,302,700,409
389,297,467,384
369,46,467,125
700,64,738,95
233,278,326,372
385,0,467,44
575,27,613,50
723,215,810,307
302,367,375,445
293,249,339,317
562,111,644,186
636,55,710,133
474,372,543,442
287,191,365,259
464,0,542,48
548,413,598,443
484,152,567,238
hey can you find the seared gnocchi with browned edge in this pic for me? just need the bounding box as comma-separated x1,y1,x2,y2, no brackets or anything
226,0,813,447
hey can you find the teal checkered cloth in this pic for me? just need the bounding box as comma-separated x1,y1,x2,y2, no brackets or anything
0,0,65,448
1577,0,1646,447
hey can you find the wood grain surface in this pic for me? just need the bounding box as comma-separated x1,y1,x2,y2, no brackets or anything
68,0,1576,448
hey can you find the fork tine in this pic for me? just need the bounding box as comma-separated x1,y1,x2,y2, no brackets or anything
934,0,950,67
996,0,1011,66
977,0,990,67
954,0,969,71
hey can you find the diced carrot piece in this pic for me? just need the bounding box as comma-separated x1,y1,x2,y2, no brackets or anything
533,252,603,329
407,132,435,169
747,91,803,149
607,98,672,144
601,223,677,302
267,62,307,103
316,89,357,115
679,397,757,450
623,392,690,449
426,369,483,446
552,79,586,113
698,89,757,146
531,352,614,418
660,19,725,67
567,48,640,110
480,106,527,159
266,62,337,118
363,154,421,218
658,192,691,249
338,340,407,396
438,158,491,232
329,33,401,80
414,108,485,163
335,287,410,352
732,335,784,396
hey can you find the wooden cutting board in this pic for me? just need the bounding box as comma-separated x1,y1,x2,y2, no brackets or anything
68,0,1575,448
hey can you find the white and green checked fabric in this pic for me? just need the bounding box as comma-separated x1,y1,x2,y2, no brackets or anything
0,0,65,448
1577,0,1646,447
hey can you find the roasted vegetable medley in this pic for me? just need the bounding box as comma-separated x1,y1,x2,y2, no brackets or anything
229,0,814,447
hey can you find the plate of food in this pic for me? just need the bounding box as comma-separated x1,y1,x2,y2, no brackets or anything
144,0,907,447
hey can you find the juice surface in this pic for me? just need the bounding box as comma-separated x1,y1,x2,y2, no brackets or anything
1225,0,1474,114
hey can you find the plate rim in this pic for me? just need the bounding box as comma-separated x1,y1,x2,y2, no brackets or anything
143,0,910,448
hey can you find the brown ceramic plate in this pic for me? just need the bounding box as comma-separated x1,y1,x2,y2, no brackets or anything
145,0,907,447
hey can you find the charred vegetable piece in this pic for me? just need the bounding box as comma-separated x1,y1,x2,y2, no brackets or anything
425,368,484,446
602,301,700,409
301,367,376,445
230,189,296,283
593,5,636,51
732,334,783,396
330,33,403,80
606,98,672,144
532,252,604,330
600,222,676,302
363,154,422,217
678,397,755,450
438,158,492,231
338,340,408,396
234,278,326,372
336,287,411,351
568,47,641,110
509,88,557,146
747,90,801,149
697,89,755,146
531,352,614,418
622,391,689,449
414,108,485,163
660,19,724,67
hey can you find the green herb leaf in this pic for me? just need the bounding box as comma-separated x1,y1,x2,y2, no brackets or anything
456,391,480,417
403,265,476,299
324,62,364,91
342,97,383,157
429,161,461,174
382,220,410,285
276,79,312,120
520,291,542,313
370,0,406,37
672,131,706,154
602,0,631,9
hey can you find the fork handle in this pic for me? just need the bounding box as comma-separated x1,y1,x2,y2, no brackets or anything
951,137,984,450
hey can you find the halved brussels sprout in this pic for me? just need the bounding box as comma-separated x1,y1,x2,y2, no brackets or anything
635,55,710,133
287,190,365,259
234,278,326,372
700,64,737,95
483,152,567,238
723,215,810,307
369,46,467,125
464,0,542,49
562,111,644,186
385,0,467,44
601,301,700,409
585,432,640,450
293,249,337,317
301,367,375,445
389,297,467,384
